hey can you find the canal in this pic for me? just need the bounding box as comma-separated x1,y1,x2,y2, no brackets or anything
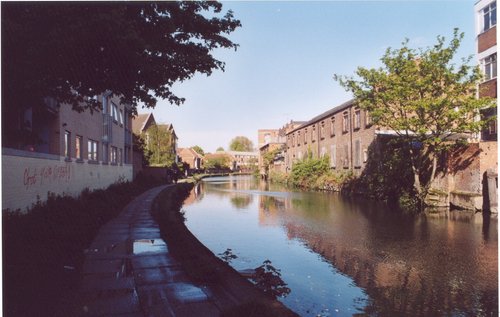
181,175,498,316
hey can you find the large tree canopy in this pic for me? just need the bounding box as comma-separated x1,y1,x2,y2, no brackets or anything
2,2,240,139
229,136,254,152
335,29,494,205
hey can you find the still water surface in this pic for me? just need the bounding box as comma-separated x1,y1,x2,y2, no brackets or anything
182,176,498,316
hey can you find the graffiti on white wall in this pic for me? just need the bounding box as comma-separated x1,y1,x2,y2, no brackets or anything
23,165,71,190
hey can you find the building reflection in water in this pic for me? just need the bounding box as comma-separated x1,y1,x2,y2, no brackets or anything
182,182,205,206
257,188,498,316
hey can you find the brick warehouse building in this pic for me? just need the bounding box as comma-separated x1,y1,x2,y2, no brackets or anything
285,100,378,176
2,93,134,212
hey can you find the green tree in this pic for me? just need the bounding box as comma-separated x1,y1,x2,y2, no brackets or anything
2,2,241,146
191,145,205,156
335,29,494,205
133,133,151,165
145,125,175,166
262,148,282,176
229,136,254,152
204,153,230,170
216,146,225,152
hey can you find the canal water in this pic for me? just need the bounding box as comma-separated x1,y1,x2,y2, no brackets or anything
181,175,498,316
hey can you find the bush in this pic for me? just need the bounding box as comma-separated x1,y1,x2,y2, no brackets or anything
268,170,288,184
289,156,330,188
314,170,353,191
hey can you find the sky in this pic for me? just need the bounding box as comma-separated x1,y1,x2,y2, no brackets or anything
137,1,477,153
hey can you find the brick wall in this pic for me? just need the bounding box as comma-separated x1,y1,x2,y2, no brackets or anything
479,79,497,98
285,103,377,176
2,148,133,212
430,141,497,210
478,26,496,53
480,141,498,177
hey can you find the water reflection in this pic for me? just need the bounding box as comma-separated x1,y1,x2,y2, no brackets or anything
133,239,168,255
184,176,498,316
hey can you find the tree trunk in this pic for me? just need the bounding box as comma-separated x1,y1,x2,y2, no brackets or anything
408,146,423,195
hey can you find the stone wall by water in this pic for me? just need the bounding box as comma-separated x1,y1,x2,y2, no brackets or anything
430,141,497,211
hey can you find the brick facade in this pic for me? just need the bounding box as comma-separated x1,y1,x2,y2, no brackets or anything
177,148,203,170
3,93,134,212
478,26,496,54
285,100,377,176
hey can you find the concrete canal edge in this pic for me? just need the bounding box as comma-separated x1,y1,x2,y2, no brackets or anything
152,183,298,317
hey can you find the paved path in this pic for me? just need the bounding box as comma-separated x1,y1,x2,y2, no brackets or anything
77,185,220,316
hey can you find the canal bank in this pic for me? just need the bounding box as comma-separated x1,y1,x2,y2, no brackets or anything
181,175,498,316
75,182,297,316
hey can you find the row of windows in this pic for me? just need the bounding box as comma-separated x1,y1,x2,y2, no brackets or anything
64,130,130,164
483,1,496,32
103,95,125,126
111,101,124,125
289,142,368,169
288,109,371,148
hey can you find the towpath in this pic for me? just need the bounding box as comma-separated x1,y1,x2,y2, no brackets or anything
75,184,220,316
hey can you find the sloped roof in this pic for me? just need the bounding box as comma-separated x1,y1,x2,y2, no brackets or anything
177,147,204,159
157,123,177,139
132,113,155,134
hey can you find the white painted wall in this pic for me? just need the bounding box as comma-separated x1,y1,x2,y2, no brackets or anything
2,148,133,212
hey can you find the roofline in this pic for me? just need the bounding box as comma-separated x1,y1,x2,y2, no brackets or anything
141,113,153,132
259,142,286,151
286,99,356,135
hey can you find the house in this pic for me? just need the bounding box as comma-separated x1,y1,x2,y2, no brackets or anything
2,93,134,212
285,100,377,176
132,114,179,166
132,113,157,138
177,147,204,170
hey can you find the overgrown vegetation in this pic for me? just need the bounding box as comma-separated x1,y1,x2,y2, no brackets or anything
342,138,419,210
3,175,164,317
269,155,353,192
335,29,494,206
268,141,423,210
290,155,330,188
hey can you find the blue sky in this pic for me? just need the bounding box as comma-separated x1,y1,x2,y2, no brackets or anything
138,1,477,153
